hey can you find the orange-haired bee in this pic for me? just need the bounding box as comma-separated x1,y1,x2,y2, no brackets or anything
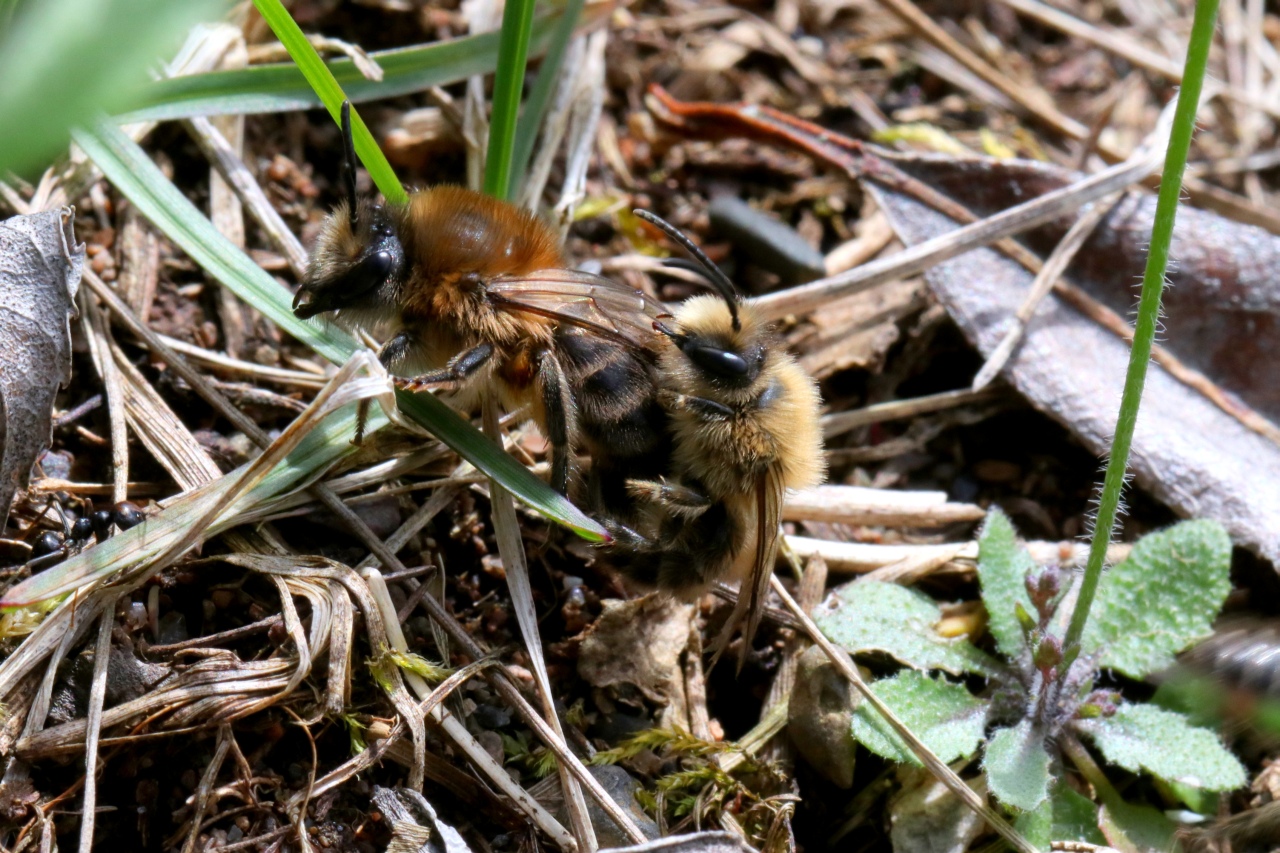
600,212,825,660
293,103,669,493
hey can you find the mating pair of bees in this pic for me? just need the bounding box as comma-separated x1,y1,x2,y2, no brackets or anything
294,104,824,653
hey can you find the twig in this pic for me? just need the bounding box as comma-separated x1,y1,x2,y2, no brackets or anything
752,147,1161,320
79,293,129,505
361,568,576,851
183,116,309,279
769,575,1037,853
821,387,1004,439
180,726,232,853
783,484,984,527
972,193,1122,390
785,535,1132,574
481,398,597,853
77,597,119,853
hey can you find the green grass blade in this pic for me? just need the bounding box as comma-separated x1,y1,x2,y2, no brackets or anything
252,0,406,204
1062,0,1221,653
0,0,216,175
484,0,539,200
510,0,585,192
72,118,608,541
117,7,584,123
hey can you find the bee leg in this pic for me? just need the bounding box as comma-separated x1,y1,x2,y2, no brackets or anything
394,343,495,391
377,330,415,371
625,478,711,518
537,352,576,495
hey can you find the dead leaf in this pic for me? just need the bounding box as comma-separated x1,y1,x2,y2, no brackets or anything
578,596,694,704
876,154,1280,424
0,208,83,526
868,167,1280,564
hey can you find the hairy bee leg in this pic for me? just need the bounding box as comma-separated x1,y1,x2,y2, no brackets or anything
537,352,576,495
377,330,414,370
395,343,495,391
625,478,711,516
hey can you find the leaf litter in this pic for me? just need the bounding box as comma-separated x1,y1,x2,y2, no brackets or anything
1,0,1280,851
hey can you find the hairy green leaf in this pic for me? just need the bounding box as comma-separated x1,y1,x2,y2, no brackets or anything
1075,704,1245,792
1097,798,1176,853
977,508,1038,659
851,671,986,766
983,720,1051,811
815,580,999,676
1082,520,1231,678
1016,786,1106,849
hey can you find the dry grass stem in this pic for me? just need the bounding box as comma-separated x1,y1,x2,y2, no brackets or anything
769,574,1037,853
822,387,1003,439
784,484,984,527
972,192,1123,390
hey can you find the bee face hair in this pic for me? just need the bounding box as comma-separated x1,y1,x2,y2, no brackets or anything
294,199,406,320
659,294,768,391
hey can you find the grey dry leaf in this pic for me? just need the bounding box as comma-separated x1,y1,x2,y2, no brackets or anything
865,160,1280,564
0,208,83,526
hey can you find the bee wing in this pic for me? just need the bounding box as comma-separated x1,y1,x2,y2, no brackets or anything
488,269,667,347
708,467,786,672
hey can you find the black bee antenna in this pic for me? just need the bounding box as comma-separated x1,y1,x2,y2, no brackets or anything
341,100,359,229
634,209,741,332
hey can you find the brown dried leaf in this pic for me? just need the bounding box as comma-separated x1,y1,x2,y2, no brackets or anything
0,208,83,525
867,157,1280,563
577,597,693,704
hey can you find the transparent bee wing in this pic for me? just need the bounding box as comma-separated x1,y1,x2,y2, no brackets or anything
708,467,786,672
488,269,668,347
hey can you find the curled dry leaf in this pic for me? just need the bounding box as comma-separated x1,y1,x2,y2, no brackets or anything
0,208,83,526
866,159,1280,565
577,596,694,704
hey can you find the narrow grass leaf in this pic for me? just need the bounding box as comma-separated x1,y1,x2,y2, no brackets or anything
0,0,217,175
72,119,607,540
484,0,538,199
252,0,406,204
120,7,590,123
509,0,585,191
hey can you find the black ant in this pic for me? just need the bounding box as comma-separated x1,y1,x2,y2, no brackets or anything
28,499,145,566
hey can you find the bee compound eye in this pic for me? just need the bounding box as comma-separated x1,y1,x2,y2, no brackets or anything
365,250,393,278
687,343,749,379
71,516,93,541
114,501,145,530
31,531,64,557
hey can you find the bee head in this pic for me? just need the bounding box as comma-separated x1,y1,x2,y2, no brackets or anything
657,297,766,388
294,101,406,320
635,209,763,387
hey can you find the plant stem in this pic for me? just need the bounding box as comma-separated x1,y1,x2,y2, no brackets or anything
484,0,537,200
509,0,585,193
1061,0,1221,655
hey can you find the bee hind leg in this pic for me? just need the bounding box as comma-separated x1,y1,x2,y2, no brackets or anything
625,478,711,518
536,352,577,495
